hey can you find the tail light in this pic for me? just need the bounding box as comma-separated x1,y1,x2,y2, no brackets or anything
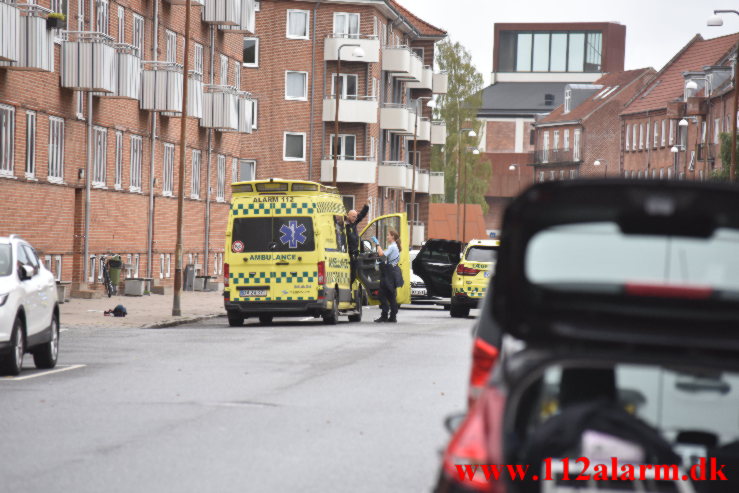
441,388,506,492
468,338,499,408
224,263,230,288
317,261,325,285
457,264,481,276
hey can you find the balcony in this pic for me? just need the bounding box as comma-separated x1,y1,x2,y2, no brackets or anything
431,121,447,145
161,71,204,119
411,222,425,246
0,4,54,72
415,117,431,141
201,84,239,131
380,104,412,134
408,65,432,90
378,162,410,188
140,62,183,112
382,46,422,82
0,2,20,63
322,96,378,124
219,0,255,33
416,169,430,193
320,157,377,184
324,35,380,63
232,91,254,133
106,44,141,100
531,148,580,165
433,72,448,94
202,0,239,25
429,171,445,195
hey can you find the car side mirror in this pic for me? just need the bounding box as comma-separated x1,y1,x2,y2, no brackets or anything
19,264,34,281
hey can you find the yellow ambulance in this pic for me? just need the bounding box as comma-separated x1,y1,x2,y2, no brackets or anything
450,239,500,318
223,179,410,326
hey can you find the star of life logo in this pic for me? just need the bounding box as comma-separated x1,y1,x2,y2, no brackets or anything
279,221,307,249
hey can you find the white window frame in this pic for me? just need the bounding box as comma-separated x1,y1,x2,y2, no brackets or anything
563,129,570,151
639,123,644,150
162,143,175,196
283,132,306,162
553,130,559,151
573,129,581,161
54,255,62,281
194,43,204,75
88,255,96,283
216,154,226,202
130,135,142,192
92,126,107,187
166,30,177,63
333,12,360,38
285,71,308,101
220,54,229,86
625,124,630,151
646,121,650,149
134,254,139,278
234,60,241,90
48,116,65,182
114,131,123,189
286,9,309,40
661,120,666,147
237,159,256,182
563,88,572,114
117,5,125,43
251,99,258,130
191,149,201,199
96,0,109,35
331,73,359,99
77,0,85,31
231,157,238,183
0,105,15,177
75,92,84,119
133,14,145,56
166,254,171,278
159,254,165,279
243,37,259,67
653,121,658,149
632,124,637,152
542,131,549,163
25,110,36,178
329,134,357,160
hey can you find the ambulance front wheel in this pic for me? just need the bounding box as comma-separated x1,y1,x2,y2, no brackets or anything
227,311,245,327
322,290,340,325
259,315,274,325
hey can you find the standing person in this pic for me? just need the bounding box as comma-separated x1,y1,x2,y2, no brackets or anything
345,204,369,285
374,229,402,323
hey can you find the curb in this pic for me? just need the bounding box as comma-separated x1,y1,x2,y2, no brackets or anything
144,313,226,329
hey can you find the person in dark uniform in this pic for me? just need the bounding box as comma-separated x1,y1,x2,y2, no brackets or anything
345,204,369,285
375,230,402,323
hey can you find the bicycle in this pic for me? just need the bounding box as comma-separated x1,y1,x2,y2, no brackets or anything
99,254,120,297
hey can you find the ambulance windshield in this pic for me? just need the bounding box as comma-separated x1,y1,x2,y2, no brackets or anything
232,217,316,252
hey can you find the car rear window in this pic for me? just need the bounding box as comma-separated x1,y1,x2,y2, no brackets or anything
466,246,498,263
0,244,11,277
232,217,315,252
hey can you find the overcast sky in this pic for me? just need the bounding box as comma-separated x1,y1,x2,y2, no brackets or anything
396,0,739,86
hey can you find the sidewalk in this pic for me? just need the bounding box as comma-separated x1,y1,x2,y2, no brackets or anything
60,291,225,330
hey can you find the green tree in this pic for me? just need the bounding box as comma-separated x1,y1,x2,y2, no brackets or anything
715,132,739,181
431,40,489,212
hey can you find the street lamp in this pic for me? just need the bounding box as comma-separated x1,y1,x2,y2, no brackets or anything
409,96,435,246
509,163,521,193
456,128,476,242
708,9,739,181
593,159,608,178
332,44,365,188
671,144,685,177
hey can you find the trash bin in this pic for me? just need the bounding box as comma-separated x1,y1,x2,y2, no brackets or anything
108,255,123,287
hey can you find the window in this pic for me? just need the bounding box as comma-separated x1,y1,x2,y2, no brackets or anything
646,121,650,149
563,129,570,151
25,111,36,177
96,0,109,35
251,99,258,130
542,131,549,163
715,118,721,145
220,54,228,85
159,254,164,279
166,30,177,63
114,131,122,188
334,12,359,38
330,134,356,160
163,143,175,196
238,159,256,182
553,130,559,151
76,92,84,119
331,73,358,99
191,149,201,199
92,126,107,187
134,254,139,278
49,116,65,181
500,30,602,73
286,9,309,39
0,105,15,176
625,124,630,151
133,14,144,55
54,255,62,281
243,37,258,67
166,254,171,278
573,129,581,161
661,120,666,147
701,121,707,143
639,123,644,150
285,71,308,100
216,154,226,201
50,0,68,40
130,135,142,191
563,88,571,114
88,255,96,283
231,157,238,183
234,60,241,90
653,121,659,149
632,124,637,152
117,5,124,43
77,0,84,30
569,169,577,179
194,43,203,75
411,47,424,60
283,132,306,161
669,120,675,145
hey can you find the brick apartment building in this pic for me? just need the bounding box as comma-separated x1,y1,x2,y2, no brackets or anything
0,0,447,290
476,22,626,234
621,33,739,180
532,68,654,180
239,0,448,247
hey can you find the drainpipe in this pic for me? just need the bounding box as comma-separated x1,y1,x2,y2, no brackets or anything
204,26,215,276
147,0,160,279
82,0,96,285
308,0,323,181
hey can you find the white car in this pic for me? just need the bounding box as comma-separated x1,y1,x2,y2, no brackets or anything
0,235,60,375
409,250,428,302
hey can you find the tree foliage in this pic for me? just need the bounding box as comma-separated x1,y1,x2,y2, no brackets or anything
431,40,489,212
715,132,738,181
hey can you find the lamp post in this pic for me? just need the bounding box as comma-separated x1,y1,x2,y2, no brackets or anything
456,128,477,242
593,159,607,178
508,163,521,194
708,10,739,182
671,144,685,177
462,146,480,242
409,97,434,246
332,44,365,188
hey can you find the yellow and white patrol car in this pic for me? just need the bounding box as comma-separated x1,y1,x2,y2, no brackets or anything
223,179,410,326
450,239,500,318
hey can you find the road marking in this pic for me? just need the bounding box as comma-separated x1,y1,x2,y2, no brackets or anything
2,364,86,381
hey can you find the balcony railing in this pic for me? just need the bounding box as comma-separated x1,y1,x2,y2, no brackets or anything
324,34,380,63
378,161,410,188
408,65,432,90
432,72,448,94
429,171,445,195
322,96,378,124
202,0,239,25
414,117,431,141
140,61,183,112
201,84,239,131
161,71,204,119
219,0,255,34
0,4,54,72
106,43,141,100
0,1,20,63
320,156,377,184
235,91,254,133
431,121,447,145
380,103,413,134
60,32,117,91
382,46,423,82
531,148,580,164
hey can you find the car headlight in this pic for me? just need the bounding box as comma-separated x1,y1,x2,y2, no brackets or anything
0,293,7,307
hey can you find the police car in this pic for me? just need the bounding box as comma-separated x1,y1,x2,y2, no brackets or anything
223,179,410,326
449,239,499,318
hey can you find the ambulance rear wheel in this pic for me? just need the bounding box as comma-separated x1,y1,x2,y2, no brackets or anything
227,312,244,327
259,315,273,325
348,288,363,323
322,290,339,325
450,303,470,318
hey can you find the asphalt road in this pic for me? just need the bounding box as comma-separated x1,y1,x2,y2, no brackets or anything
0,305,475,493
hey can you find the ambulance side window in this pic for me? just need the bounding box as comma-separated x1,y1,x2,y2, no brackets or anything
334,215,347,253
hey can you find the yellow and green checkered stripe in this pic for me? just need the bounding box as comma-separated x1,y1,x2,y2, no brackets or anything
230,271,317,285
454,286,487,298
231,202,316,217
314,201,346,215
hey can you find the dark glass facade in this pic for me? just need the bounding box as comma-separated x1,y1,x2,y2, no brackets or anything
499,31,603,73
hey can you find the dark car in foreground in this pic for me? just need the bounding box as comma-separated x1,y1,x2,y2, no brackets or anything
435,180,739,493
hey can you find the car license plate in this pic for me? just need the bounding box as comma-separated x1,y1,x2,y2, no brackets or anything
412,288,427,296
240,288,267,297
484,271,492,278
